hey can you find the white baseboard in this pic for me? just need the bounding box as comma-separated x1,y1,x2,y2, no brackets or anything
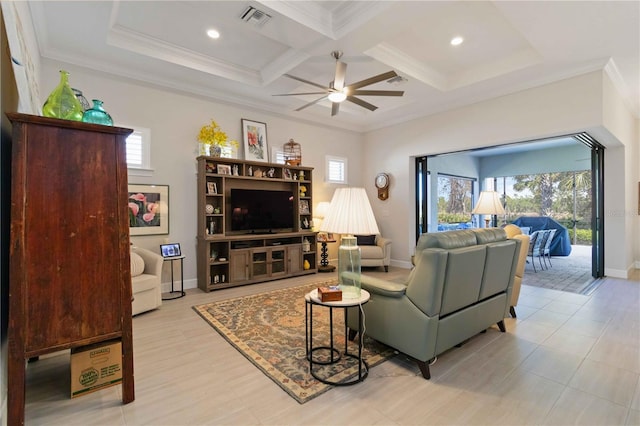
161,278,198,293
604,267,631,279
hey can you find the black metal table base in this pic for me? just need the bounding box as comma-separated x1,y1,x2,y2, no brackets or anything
162,290,185,300
162,256,185,301
305,297,369,386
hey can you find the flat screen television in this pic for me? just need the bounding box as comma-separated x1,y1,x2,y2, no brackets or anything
230,188,295,233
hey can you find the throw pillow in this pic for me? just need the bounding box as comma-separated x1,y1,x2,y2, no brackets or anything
356,235,377,246
130,252,145,277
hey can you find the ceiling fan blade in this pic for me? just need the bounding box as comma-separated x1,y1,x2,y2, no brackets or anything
334,61,347,91
273,91,328,96
347,96,378,111
284,74,329,91
350,90,404,97
346,71,398,90
295,95,328,112
331,102,340,116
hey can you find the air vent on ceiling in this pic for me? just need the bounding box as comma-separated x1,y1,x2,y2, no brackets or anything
387,75,408,85
241,6,271,26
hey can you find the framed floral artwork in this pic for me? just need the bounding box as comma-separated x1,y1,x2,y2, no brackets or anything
128,184,169,236
241,119,268,162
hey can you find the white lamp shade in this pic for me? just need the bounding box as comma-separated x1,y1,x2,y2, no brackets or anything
314,201,331,219
472,191,506,215
320,187,380,235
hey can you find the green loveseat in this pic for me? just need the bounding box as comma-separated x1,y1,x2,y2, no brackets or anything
347,228,521,379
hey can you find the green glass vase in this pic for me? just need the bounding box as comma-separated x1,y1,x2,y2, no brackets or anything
82,99,113,126
42,70,84,121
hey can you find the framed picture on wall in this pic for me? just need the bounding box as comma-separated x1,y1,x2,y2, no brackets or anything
128,184,169,236
241,119,268,162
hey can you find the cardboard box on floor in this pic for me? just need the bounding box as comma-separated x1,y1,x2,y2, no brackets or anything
70,341,122,398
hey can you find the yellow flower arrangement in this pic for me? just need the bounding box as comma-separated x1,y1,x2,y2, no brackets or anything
197,119,239,148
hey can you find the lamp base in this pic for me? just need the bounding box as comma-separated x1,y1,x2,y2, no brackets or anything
484,218,491,228
337,236,361,299
318,264,336,273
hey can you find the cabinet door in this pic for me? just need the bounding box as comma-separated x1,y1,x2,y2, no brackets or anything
251,249,269,279
230,250,250,282
16,125,128,351
269,247,287,278
288,245,303,274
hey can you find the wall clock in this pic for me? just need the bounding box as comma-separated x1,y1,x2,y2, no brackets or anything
375,173,390,200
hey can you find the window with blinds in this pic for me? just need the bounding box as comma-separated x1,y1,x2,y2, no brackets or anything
326,156,347,184
122,126,151,173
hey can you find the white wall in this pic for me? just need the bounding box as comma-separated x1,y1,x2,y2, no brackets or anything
39,62,639,281
363,71,638,277
40,59,364,290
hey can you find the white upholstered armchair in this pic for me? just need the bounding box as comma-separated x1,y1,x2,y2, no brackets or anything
356,234,392,272
130,247,163,315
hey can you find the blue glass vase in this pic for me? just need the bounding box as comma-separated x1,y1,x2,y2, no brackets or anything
82,99,113,126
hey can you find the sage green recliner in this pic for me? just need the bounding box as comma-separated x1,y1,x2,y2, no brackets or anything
347,228,519,379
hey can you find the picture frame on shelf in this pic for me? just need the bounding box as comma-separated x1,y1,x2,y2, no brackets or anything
299,199,310,215
128,184,169,236
283,168,292,179
217,164,231,175
207,182,217,194
241,119,268,162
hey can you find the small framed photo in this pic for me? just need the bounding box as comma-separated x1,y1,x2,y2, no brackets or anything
241,118,268,162
283,168,292,179
217,164,231,175
299,199,310,215
207,182,217,194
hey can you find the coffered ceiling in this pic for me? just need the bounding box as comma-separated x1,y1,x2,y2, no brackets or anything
29,1,639,132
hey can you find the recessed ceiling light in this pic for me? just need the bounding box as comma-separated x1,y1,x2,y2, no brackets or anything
207,29,220,39
450,36,464,46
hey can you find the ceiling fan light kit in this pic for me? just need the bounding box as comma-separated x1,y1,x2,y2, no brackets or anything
327,91,347,103
276,51,404,116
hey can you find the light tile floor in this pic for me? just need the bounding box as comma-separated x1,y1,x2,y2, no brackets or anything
16,267,640,425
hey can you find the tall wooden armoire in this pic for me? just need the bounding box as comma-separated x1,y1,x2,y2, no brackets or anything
7,113,135,425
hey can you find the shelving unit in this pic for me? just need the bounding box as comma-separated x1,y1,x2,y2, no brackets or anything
197,157,317,291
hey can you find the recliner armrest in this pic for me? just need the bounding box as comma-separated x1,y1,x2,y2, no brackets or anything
341,271,406,298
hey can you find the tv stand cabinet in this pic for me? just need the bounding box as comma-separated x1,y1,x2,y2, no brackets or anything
196,157,317,291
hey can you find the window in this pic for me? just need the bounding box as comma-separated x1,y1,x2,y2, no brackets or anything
272,149,286,164
121,126,152,176
325,156,347,184
436,174,475,231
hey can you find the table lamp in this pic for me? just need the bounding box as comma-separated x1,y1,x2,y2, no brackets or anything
320,188,379,298
472,190,505,228
314,202,335,272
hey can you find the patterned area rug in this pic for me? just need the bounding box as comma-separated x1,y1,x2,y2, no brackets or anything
193,280,396,404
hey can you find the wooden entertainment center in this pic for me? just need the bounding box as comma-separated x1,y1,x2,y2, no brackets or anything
196,157,317,291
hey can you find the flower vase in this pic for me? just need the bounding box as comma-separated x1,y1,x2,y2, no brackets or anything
42,70,84,121
82,99,113,126
210,145,222,157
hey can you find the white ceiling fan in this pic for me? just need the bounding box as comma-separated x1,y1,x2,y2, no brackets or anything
274,51,404,116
